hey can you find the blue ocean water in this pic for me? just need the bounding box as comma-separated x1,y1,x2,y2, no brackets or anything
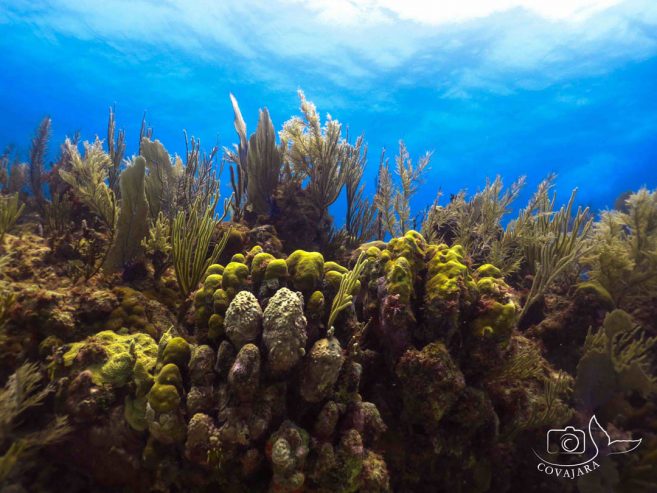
1,1,656,224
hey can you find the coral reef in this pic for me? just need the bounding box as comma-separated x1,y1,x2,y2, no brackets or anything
0,104,655,493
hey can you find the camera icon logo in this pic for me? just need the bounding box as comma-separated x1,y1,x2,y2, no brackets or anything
547,426,586,455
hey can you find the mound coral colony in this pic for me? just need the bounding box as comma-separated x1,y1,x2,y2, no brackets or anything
0,92,654,492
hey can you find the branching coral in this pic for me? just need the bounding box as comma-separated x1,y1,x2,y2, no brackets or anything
172,195,230,299
281,90,347,220
246,107,282,217
142,211,172,282
374,143,431,238
327,251,368,330
518,188,593,321
423,176,525,263
28,116,51,213
106,106,126,195
584,187,657,309
575,309,657,412
59,139,118,279
105,156,149,271
343,136,377,246
0,363,71,483
0,193,24,243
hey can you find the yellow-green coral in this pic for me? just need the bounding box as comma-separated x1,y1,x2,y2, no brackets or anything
324,261,348,275
471,301,517,342
385,257,413,304
148,382,181,413
222,261,250,294
156,363,183,389
251,252,276,285
208,313,225,340
324,270,344,291
106,287,156,337
286,250,324,291
307,291,325,319
162,336,191,368
213,289,231,314
387,230,427,273
205,264,225,277
231,253,246,263
425,245,473,299
62,330,158,387
265,258,288,281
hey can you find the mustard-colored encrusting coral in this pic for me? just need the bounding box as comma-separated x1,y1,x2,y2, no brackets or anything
286,250,325,292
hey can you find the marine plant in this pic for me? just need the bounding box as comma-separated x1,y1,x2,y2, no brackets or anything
343,136,377,246
0,193,24,243
281,90,347,221
246,107,282,217
59,138,118,278
140,137,181,219
0,289,15,330
375,142,431,238
28,116,50,213
0,363,70,483
327,251,368,330
518,188,593,321
575,309,657,412
106,106,126,195
172,194,230,300
142,211,173,283
105,156,149,271
422,175,525,262
0,148,27,195
584,187,657,309
226,93,249,221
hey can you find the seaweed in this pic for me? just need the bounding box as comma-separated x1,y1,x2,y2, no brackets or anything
28,116,50,213
106,106,126,195
246,107,282,217
58,139,118,279
374,142,431,238
0,363,71,483
281,90,347,221
104,156,149,271
226,93,249,222
327,251,368,331
0,193,24,243
585,187,657,309
142,211,173,283
172,194,230,300
518,188,593,321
